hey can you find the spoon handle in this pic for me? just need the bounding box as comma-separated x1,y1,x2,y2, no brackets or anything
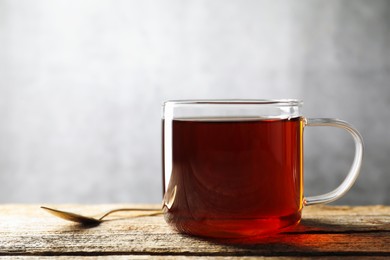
97,208,162,221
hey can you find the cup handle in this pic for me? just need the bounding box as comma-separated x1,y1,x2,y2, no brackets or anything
303,118,364,206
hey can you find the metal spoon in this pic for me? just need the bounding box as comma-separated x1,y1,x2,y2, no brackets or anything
41,185,177,226
41,206,162,226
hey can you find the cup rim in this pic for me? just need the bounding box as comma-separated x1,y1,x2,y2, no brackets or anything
164,99,303,106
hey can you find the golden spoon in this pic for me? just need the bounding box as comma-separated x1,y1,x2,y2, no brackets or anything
41,206,162,226
41,186,177,226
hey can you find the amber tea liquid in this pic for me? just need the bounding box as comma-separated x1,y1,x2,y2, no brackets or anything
163,117,304,238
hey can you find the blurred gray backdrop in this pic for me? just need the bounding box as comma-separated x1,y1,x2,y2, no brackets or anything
0,0,389,204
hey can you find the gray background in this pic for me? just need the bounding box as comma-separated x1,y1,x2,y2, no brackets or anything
0,0,389,205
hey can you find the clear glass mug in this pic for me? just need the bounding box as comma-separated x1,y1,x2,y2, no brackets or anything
162,100,363,238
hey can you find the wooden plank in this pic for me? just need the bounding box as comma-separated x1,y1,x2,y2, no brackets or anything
1,257,390,260
0,205,389,257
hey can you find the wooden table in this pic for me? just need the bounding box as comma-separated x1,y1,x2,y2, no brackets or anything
0,204,389,259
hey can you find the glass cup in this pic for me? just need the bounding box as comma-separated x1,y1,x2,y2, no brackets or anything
162,100,363,238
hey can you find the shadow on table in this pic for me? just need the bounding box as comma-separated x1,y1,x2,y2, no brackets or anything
190,218,390,256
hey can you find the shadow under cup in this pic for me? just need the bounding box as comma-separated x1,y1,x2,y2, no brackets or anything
162,100,363,238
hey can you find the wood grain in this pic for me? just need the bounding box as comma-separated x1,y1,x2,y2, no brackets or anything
0,205,389,258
